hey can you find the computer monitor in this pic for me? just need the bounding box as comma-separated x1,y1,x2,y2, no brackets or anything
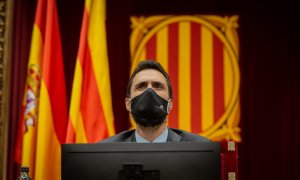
62,142,221,180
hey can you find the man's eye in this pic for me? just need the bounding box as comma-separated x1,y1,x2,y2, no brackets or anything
153,84,163,90
135,84,146,90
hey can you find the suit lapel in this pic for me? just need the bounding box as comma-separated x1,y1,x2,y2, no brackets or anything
167,128,182,142
123,130,136,142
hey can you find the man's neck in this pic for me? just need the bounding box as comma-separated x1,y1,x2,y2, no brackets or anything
136,122,167,142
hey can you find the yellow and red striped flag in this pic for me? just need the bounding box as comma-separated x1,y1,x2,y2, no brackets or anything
66,0,115,143
18,0,68,179
130,16,241,141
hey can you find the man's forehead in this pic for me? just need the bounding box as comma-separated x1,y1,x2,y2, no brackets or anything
132,69,167,84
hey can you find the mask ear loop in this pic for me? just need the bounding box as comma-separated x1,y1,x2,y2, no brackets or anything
167,99,172,114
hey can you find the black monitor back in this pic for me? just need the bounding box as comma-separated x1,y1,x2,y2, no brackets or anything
62,142,221,180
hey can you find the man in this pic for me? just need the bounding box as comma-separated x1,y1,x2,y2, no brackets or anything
101,60,209,143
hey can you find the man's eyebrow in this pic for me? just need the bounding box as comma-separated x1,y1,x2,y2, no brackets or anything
152,81,165,85
134,81,147,87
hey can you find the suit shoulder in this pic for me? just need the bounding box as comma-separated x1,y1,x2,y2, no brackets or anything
169,128,210,142
99,129,135,143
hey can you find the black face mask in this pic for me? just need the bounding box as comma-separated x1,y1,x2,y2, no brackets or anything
130,88,170,127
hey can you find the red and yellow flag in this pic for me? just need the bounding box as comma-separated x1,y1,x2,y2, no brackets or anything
19,0,68,179
130,15,241,141
66,0,115,143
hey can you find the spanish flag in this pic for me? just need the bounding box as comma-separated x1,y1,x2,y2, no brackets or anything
66,0,115,143
19,0,68,179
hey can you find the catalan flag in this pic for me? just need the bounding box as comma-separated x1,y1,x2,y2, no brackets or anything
130,16,241,141
66,0,115,143
18,0,68,179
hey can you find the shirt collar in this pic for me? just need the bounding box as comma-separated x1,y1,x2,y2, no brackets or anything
135,128,168,143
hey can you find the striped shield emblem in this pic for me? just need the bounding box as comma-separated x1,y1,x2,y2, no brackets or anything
130,15,241,141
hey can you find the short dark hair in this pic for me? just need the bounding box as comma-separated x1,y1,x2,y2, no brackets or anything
126,60,173,99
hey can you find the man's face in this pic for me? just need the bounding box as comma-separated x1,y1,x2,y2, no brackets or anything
126,69,171,111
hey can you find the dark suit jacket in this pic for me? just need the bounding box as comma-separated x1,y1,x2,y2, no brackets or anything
100,128,210,143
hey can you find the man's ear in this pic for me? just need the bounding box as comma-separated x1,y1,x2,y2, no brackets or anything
167,98,173,113
125,98,131,111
